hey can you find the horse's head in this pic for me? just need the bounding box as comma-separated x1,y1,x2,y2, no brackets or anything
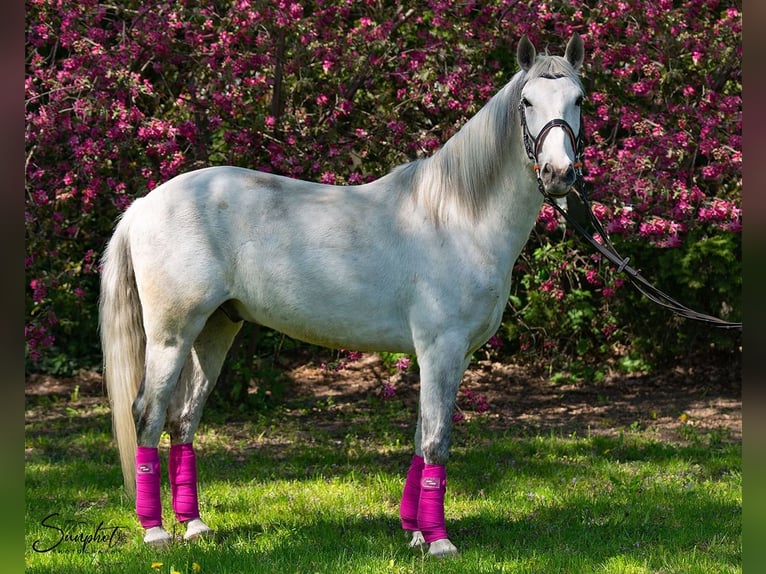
517,33,585,198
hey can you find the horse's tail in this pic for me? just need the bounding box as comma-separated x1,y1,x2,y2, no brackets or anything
99,209,144,497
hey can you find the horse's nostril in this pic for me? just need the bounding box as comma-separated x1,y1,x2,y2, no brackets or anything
541,163,575,187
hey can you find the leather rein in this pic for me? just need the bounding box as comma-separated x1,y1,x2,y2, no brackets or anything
519,99,742,330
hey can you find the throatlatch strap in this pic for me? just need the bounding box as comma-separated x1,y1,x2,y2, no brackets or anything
169,443,200,523
418,464,448,543
400,454,425,531
136,446,163,529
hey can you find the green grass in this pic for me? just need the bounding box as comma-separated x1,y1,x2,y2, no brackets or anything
25,390,740,573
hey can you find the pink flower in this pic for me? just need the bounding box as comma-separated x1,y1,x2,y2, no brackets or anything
30,279,47,304
346,350,363,361
537,204,558,231
395,357,411,371
289,3,303,19
591,202,607,221
81,187,97,204
32,189,49,206
486,334,504,349
475,398,490,413
601,323,617,338
320,172,337,184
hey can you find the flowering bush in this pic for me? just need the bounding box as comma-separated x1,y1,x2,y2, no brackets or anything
26,0,740,373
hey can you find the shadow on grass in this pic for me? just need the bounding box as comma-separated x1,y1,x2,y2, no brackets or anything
25,391,740,504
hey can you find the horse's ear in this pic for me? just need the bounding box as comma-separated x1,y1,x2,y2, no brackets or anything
517,35,536,72
565,32,584,71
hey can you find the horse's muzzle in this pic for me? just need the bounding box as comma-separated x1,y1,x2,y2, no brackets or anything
540,162,576,197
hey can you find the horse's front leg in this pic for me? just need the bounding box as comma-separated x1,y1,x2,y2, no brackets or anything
402,341,468,557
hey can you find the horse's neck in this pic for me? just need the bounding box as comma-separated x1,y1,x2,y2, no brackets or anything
479,154,544,260
437,80,542,245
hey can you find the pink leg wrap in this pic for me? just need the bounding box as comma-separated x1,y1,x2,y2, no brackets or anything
418,464,448,543
400,454,425,531
135,446,163,529
168,443,200,523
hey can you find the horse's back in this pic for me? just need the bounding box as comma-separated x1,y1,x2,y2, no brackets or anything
131,165,387,236
122,166,419,351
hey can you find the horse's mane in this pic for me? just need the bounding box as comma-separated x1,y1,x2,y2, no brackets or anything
394,54,581,225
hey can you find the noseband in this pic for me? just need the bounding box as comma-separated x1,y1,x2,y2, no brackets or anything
518,99,585,197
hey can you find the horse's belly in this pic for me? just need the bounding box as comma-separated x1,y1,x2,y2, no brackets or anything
228,249,416,352
237,293,415,353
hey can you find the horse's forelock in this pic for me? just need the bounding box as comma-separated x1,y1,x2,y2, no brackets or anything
525,55,583,90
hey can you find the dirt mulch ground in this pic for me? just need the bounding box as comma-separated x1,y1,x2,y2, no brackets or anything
26,351,741,444
286,351,741,443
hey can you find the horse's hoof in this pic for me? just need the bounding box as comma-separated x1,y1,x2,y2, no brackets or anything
408,530,427,549
183,518,213,541
144,526,171,547
428,538,459,558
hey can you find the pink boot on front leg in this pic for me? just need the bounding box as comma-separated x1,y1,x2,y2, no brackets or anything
418,464,458,557
168,443,212,541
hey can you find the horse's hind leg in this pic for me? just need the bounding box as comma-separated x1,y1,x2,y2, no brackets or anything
132,308,216,546
166,309,242,541
133,339,197,545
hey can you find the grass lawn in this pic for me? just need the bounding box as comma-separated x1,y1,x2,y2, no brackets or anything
25,366,741,573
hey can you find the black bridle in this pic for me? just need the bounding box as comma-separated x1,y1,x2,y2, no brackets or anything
519,99,585,197
519,98,742,330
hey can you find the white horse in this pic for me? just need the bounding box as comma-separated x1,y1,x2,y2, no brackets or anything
100,33,585,556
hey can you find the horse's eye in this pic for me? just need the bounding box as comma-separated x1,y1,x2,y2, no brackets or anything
522,97,532,108
575,95,583,107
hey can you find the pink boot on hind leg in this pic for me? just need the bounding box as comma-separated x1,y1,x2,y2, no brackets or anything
169,443,212,541
136,446,171,546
